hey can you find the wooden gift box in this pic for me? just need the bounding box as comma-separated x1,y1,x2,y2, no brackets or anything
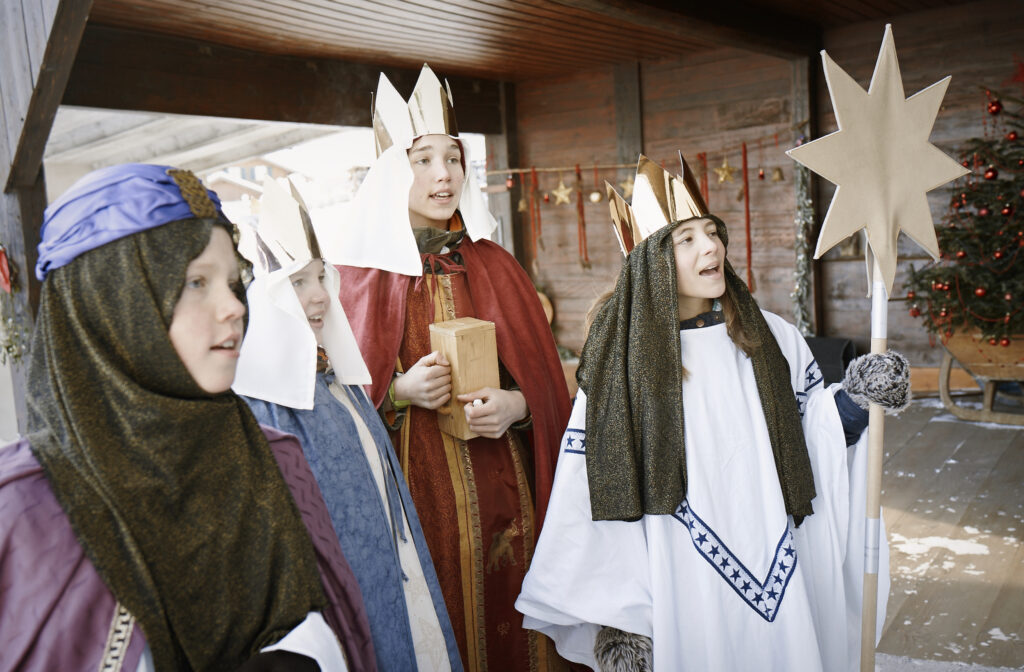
428,317,500,440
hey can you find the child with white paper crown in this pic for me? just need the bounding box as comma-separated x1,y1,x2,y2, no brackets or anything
516,156,910,671
332,65,572,671
234,177,462,672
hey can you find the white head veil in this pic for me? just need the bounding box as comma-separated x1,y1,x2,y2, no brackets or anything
326,64,497,276
233,177,371,409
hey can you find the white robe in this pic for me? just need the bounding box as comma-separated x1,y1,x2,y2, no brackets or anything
516,311,888,671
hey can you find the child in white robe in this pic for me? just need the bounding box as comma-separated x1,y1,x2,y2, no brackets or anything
516,156,908,672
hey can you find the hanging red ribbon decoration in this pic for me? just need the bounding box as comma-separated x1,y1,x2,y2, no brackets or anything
0,244,11,294
742,142,754,292
697,152,710,207
531,167,544,251
525,171,537,266
575,163,591,269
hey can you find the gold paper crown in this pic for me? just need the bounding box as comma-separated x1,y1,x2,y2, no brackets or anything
607,154,709,256
250,177,322,275
372,64,459,157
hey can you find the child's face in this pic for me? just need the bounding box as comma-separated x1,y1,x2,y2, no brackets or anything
289,259,330,345
672,218,726,302
168,227,246,393
407,134,465,228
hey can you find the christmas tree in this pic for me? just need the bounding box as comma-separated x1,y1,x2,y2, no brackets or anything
906,91,1024,347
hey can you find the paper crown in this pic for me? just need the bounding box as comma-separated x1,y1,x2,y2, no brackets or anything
606,154,709,255
250,176,323,275
372,64,460,157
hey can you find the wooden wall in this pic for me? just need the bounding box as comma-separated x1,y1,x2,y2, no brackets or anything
515,0,1024,365
515,50,800,355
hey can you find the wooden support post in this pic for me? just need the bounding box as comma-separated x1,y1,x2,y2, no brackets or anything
613,62,643,166
1,0,91,433
791,55,823,336
489,80,519,261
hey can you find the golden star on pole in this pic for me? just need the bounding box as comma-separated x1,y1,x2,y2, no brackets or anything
714,157,737,183
787,24,968,293
619,175,634,199
551,176,574,205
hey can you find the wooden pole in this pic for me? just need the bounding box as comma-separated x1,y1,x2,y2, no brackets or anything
860,258,888,671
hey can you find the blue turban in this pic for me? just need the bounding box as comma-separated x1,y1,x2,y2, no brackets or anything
37,163,225,281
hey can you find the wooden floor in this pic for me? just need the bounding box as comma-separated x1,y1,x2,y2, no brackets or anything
877,390,1024,667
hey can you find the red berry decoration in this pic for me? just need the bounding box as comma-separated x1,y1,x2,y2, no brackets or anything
989,338,998,346
988,99,1003,115
979,207,991,216
984,166,998,180
939,307,949,317
961,159,970,167
906,290,915,300
956,250,967,259
758,168,765,180
1009,130,1020,141
909,306,921,317
543,193,550,203
505,175,514,189
1003,206,1014,216
1006,293,1014,301
975,287,987,297
1000,337,1011,347
1005,314,1012,324
995,250,1004,259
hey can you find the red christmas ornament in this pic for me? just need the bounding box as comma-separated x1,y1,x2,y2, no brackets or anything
505,174,514,189
998,230,1005,236
961,159,970,167
1000,337,1011,347
1005,313,1012,324
979,207,991,216
956,250,967,259
758,168,765,180
543,193,550,203
988,99,1003,115
1020,188,1024,198
939,307,949,317
1003,206,1014,216
945,329,954,340
975,287,987,297
989,337,999,346
1005,293,1014,301
984,166,998,180
1009,130,1020,141
995,250,1004,259
906,290,916,299
909,306,921,317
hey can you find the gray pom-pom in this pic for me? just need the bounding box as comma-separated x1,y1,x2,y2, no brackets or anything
594,626,653,672
843,350,911,414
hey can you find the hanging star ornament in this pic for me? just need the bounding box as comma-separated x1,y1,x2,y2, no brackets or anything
787,24,968,293
714,157,737,183
551,176,574,205
619,174,634,199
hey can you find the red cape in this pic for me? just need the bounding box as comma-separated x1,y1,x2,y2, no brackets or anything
336,238,571,530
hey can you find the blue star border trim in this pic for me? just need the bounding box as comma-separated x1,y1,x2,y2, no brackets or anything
796,359,824,417
563,428,586,455
673,500,797,622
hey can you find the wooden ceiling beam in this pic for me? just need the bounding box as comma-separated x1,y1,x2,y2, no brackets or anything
550,0,822,59
63,23,504,134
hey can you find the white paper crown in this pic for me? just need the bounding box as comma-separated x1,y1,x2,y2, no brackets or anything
250,176,322,276
607,154,709,256
373,64,459,157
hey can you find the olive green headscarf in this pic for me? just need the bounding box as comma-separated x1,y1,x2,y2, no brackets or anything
577,214,816,524
27,219,325,671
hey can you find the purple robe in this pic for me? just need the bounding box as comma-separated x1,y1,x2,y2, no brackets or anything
0,426,376,672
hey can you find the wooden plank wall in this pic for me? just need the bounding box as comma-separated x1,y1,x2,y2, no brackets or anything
515,50,798,355
816,0,1024,364
516,0,1024,364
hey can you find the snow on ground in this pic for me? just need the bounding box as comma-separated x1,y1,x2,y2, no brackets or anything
877,653,1022,671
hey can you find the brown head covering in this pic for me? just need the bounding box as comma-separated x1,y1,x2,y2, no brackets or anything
27,211,325,670
577,214,816,524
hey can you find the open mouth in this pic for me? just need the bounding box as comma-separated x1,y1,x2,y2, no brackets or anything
431,191,454,202
212,336,240,352
308,313,325,328
699,263,722,277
